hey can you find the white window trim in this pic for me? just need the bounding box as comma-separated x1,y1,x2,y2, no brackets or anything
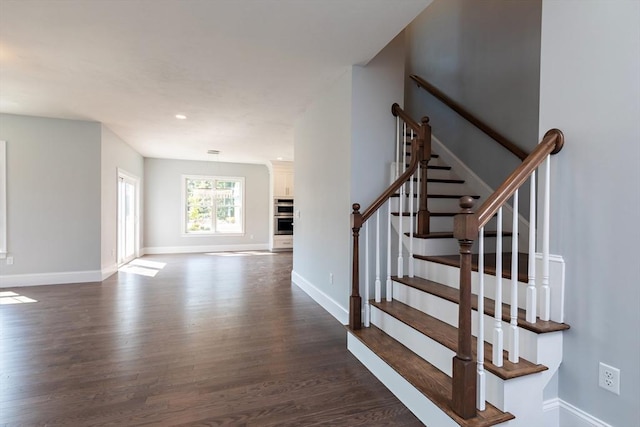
181,174,245,237
0,141,6,258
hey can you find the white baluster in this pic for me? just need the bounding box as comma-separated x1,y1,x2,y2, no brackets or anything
409,149,415,278
375,211,381,303
526,171,537,323
364,222,370,327
386,200,392,302
493,208,504,367
541,156,551,321
509,191,519,363
395,116,400,180
477,227,486,411
397,125,404,279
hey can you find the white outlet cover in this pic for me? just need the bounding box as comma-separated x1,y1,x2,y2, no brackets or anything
599,362,621,395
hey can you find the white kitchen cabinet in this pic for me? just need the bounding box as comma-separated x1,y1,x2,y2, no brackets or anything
272,162,294,197
272,234,293,250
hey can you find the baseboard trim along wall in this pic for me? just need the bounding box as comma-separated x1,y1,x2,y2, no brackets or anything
101,264,118,281
543,398,614,427
291,270,348,325
0,270,102,287
143,243,269,255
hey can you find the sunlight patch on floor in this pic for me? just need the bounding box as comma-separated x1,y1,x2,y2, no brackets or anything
119,258,167,277
0,291,38,304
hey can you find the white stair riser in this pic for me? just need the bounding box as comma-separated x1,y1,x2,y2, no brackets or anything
371,306,537,412
347,332,459,427
414,257,565,323
408,234,512,256
392,281,542,363
394,215,502,234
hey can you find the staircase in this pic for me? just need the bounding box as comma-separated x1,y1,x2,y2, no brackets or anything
346,98,568,426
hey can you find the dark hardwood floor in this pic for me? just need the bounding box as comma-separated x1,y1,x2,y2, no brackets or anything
0,252,422,426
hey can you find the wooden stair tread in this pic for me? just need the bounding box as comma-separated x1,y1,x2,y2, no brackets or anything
418,253,529,282
410,231,512,240
392,275,570,334
428,165,452,170
371,300,547,380
349,326,515,427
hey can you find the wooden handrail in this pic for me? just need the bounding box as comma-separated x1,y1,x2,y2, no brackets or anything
409,74,528,161
476,129,564,227
391,103,421,133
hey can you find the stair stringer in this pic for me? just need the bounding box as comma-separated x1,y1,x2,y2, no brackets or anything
346,332,460,427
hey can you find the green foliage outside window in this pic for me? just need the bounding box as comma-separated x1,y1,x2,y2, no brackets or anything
185,177,243,233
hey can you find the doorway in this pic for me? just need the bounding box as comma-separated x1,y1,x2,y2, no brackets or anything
117,170,139,266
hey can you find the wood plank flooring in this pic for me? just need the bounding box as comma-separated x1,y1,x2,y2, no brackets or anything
0,252,422,426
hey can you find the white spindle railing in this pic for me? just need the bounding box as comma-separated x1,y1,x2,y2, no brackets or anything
526,171,537,323
509,191,519,363
364,222,370,328
395,116,400,180
492,207,504,367
477,228,486,411
386,200,392,302
541,156,551,321
408,129,415,278
375,210,381,303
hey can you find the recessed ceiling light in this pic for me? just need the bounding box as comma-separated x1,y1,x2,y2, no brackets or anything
175,114,187,120
277,157,283,161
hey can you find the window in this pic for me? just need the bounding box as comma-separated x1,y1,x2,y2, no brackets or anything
183,176,244,235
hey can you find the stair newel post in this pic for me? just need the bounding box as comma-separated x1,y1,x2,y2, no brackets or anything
350,203,363,330
417,117,431,235
452,196,478,420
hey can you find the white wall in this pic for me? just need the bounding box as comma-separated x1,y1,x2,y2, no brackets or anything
405,0,542,191
143,158,269,253
0,113,101,281
100,125,144,275
539,1,640,425
293,68,353,317
293,34,407,322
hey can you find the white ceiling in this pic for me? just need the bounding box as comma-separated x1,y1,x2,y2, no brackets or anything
0,0,429,164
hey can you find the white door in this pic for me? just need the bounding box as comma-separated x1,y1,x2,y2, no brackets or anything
117,172,138,265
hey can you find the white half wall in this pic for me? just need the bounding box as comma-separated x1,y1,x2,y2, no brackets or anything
0,114,101,281
538,1,640,425
143,158,269,252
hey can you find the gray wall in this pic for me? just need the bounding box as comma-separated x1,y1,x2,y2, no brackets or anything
0,113,101,275
539,1,640,425
101,125,144,271
293,34,406,317
293,68,353,309
144,158,269,252
405,0,542,191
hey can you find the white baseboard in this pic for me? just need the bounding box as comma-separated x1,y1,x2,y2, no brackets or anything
291,270,348,325
0,270,102,287
101,264,118,281
544,398,613,427
142,243,269,255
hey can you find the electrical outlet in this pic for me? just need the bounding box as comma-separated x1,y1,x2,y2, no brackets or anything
6,256,13,265
329,273,333,284
599,362,620,395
